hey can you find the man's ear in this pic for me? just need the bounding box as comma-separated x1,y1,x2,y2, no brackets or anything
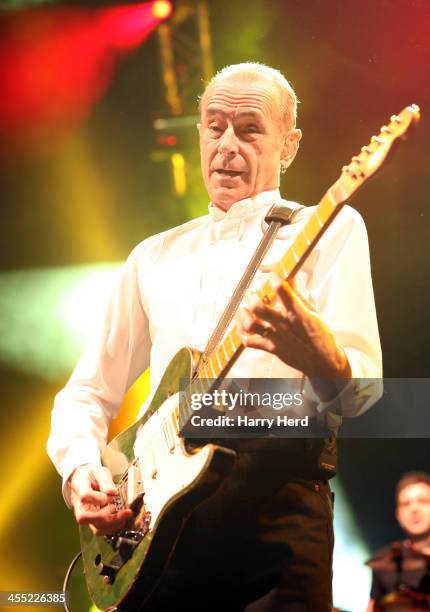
281,128,302,171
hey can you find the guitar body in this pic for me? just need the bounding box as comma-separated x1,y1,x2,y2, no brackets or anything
80,347,236,611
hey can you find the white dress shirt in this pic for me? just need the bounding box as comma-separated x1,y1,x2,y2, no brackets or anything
47,189,382,505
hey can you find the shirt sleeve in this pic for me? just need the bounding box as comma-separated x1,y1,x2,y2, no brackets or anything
46,246,151,506
305,205,383,417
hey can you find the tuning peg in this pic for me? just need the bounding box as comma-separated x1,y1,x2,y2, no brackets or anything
342,165,358,179
361,146,371,154
351,156,361,164
380,126,391,134
371,135,383,144
390,115,402,124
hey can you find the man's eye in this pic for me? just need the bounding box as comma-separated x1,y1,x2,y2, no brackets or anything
208,125,222,133
244,125,259,133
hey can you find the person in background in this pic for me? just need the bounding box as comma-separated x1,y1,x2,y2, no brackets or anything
367,471,430,611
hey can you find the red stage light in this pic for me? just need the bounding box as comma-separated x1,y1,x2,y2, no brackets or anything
165,134,177,146
157,134,178,146
0,2,175,152
152,1,173,20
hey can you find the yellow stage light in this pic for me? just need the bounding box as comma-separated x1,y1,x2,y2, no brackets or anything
171,152,186,196
152,0,173,20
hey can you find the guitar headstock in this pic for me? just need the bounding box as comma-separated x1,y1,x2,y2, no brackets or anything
331,104,420,205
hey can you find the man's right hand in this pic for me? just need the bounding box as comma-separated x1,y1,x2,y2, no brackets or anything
69,464,133,536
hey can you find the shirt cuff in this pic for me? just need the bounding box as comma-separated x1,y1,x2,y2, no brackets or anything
315,378,383,418
61,440,102,508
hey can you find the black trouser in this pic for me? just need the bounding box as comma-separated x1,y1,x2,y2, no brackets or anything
145,448,334,612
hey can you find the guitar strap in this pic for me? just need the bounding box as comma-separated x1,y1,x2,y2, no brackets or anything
199,201,303,369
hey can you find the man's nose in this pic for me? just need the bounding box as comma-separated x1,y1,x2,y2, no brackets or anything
218,126,239,158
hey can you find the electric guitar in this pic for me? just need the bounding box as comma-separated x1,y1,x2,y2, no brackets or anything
80,105,420,611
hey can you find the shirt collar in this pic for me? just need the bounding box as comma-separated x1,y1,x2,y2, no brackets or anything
208,189,282,222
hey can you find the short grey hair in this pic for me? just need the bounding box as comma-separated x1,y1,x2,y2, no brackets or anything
201,62,299,132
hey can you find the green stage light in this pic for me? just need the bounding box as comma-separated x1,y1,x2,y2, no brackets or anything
0,263,121,381
332,478,371,611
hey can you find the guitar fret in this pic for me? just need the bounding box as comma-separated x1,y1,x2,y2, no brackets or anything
303,230,312,245
321,193,337,216
202,364,211,379
207,358,217,378
277,259,289,278
284,252,296,273
222,341,230,362
216,348,225,371
230,328,241,350
304,215,322,240
315,211,324,227
293,232,308,261
227,333,236,354
234,330,241,350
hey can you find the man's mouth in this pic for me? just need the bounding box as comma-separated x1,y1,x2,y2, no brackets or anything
213,169,244,177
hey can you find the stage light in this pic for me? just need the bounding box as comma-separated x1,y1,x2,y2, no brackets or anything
157,133,178,147
152,0,173,20
0,264,121,381
0,2,174,148
165,134,177,146
171,152,186,196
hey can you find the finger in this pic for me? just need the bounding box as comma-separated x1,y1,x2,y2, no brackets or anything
91,466,118,496
89,509,134,536
90,519,130,537
236,307,254,330
71,480,114,510
75,502,117,523
287,279,318,313
252,304,288,328
80,490,115,506
277,280,299,310
240,331,277,353
237,308,276,339
77,504,133,529
278,281,317,314
70,465,117,498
